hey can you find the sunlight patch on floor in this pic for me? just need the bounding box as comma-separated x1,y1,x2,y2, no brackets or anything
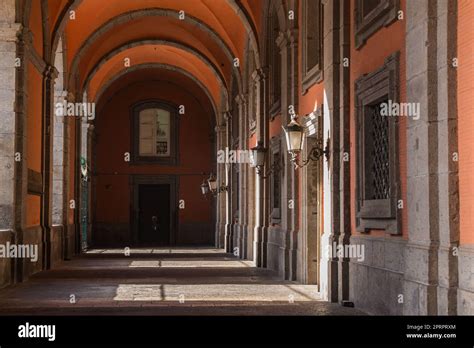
86,248,226,255
113,284,321,302
128,260,255,268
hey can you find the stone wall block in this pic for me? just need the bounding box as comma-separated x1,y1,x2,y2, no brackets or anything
404,280,421,315
372,239,385,269
367,267,389,314
0,50,15,69
458,248,474,293
385,240,405,273
406,176,431,241
404,244,430,283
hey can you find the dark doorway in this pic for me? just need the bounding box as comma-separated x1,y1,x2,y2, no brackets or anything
131,175,178,246
138,184,171,245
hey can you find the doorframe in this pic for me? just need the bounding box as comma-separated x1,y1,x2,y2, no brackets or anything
130,175,179,246
301,139,324,285
300,107,324,286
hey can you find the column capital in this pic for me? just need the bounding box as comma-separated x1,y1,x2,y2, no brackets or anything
277,29,298,50
223,111,232,121
64,91,76,103
286,28,299,46
234,93,246,106
44,65,59,80
215,124,226,133
16,26,33,45
276,31,287,49
252,67,268,83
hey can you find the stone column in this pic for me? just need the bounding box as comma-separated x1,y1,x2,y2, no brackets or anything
52,39,68,264
337,0,351,303
404,0,440,315
322,0,341,302
252,67,269,267
0,16,22,287
236,93,248,259
435,0,459,315
41,64,58,269
224,112,233,253
52,93,66,227
277,28,300,280
215,123,226,249
63,92,74,259
246,148,255,261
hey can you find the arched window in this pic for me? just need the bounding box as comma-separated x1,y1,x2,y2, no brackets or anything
132,101,178,164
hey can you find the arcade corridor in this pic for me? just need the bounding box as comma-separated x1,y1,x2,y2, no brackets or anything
0,0,472,318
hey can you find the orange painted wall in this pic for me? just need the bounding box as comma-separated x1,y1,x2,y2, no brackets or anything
26,62,43,227
48,0,70,38
26,63,42,173
248,133,257,149
458,0,474,245
269,115,282,138
26,195,41,227
29,0,43,58
94,79,214,244
349,0,407,238
26,0,44,228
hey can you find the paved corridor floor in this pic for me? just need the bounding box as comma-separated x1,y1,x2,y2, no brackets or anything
0,248,363,315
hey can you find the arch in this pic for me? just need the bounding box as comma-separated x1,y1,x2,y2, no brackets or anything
97,78,216,131
86,45,226,109
40,0,52,63
51,0,262,70
59,8,240,78
79,39,230,99
243,37,257,133
65,9,242,97
50,0,81,54
21,0,33,26
226,0,261,69
94,63,221,121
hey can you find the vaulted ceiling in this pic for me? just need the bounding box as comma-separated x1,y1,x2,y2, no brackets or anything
40,0,266,116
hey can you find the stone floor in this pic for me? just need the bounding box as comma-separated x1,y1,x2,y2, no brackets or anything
0,248,364,315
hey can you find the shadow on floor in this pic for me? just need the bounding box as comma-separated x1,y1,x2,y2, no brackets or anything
0,248,365,316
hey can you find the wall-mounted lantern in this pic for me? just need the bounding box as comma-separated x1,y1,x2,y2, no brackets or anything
250,141,281,179
201,173,227,196
282,115,330,169
200,179,210,195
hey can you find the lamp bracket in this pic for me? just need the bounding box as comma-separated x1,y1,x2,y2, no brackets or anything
256,161,282,179
211,185,228,196
290,137,330,169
